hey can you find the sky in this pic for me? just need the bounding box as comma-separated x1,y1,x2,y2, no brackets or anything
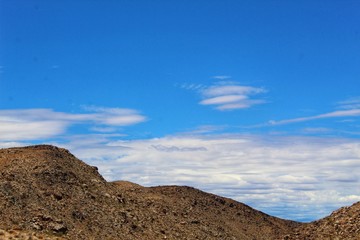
1,0,360,222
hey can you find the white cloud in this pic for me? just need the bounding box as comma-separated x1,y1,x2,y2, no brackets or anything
100,115,145,126
202,84,265,97
182,125,227,135
212,75,232,80
90,126,118,133
301,127,332,134
216,100,266,111
0,118,67,141
269,109,360,126
339,195,360,202
179,83,205,91
266,97,360,127
337,97,360,110
81,106,147,126
0,107,146,141
152,144,207,152
199,82,266,110
200,94,248,105
0,141,26,148
48,134,360,222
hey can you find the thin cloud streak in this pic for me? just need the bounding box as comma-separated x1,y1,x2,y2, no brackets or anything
212,75,232,80
200,95,248,105
337,97,360,110
269,109,360,126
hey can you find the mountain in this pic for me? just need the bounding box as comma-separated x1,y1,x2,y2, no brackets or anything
0,145,358,240
284,201,360,240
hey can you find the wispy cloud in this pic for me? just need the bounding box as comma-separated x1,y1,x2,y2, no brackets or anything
0,107,146,141
90,126,118,133
337,97,360,110
152,144,207,152
200,82,267,110
269,109,360,126
81,106,147,126
178,83,205,91
0,117,67,141
301,127,332,134
212,75,232,80
181,125,227,135
200,94,248,105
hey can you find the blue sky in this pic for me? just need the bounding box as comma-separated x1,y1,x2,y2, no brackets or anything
1,0,360,222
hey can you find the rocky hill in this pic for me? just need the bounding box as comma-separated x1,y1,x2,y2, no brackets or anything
284,201,360,240
0,145,358,240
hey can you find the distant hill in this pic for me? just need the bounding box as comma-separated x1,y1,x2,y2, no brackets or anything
0,145,358,239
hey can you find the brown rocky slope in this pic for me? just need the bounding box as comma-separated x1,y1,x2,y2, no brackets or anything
284,201,360,240
0,145,358,239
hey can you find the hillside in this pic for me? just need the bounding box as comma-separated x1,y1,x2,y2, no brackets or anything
284,201,360,240
0,145,358,239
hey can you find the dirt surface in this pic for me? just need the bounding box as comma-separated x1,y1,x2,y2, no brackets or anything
0,145,358,239
0,229,65,240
